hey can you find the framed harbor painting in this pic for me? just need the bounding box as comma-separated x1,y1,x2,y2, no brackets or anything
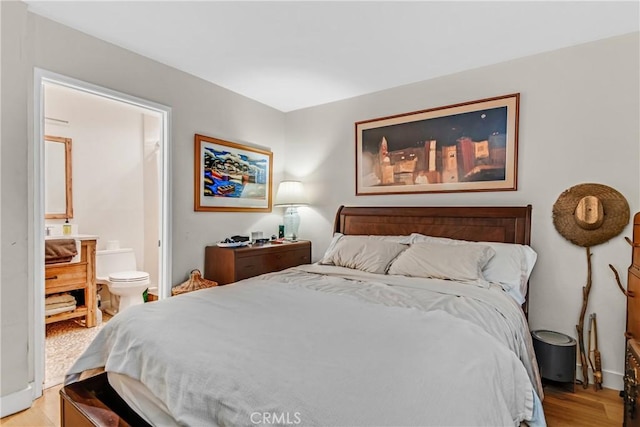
194,134,273,212
355,93,519,195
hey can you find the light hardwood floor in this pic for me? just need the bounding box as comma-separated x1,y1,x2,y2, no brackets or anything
1,384,61,426
0,382,625,426
543,383,623,426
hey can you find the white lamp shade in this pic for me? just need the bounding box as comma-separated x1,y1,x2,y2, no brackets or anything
274,180,308,206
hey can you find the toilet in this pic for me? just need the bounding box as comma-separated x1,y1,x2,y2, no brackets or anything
96,248,150,315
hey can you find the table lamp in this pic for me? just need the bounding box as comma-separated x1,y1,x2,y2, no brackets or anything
274,180,308,240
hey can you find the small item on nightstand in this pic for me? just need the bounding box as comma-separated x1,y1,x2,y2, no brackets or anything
217,235,251,247
278,225,285,239
217,242,249,247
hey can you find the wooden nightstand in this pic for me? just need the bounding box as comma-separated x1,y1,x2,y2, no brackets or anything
204,240,311,285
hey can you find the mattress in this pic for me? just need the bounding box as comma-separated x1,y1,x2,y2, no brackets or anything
107,371,178,427
67,264,545,426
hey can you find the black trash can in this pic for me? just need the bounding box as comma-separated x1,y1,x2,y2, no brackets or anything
531,329,576,391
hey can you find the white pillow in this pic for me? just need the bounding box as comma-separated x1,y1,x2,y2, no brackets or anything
320,233,412,264
388,241,495,281
410,233,537,304
319,236,408,274
320,232,345,264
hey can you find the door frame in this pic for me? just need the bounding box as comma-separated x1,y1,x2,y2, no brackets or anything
32,68,172,398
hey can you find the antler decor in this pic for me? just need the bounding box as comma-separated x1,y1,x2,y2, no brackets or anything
575,247,593,388
609,236,636,297
610,263,629,297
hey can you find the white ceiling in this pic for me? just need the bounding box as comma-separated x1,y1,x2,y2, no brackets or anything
25,1,639,112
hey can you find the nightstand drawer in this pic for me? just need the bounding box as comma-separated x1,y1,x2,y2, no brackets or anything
235,256,268,280
265,249,311,271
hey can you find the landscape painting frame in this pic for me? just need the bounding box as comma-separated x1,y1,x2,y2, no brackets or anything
355,93,519,195
194,134,273,212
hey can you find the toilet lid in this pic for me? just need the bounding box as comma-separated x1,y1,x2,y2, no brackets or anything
109,271,150,283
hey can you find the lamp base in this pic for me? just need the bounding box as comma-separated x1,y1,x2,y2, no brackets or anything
283,207,300,240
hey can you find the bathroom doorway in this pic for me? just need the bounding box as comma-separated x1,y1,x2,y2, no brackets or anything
33,69,172,397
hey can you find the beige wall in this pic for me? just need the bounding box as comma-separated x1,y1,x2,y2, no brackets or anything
1,1,286,400
285,32,640,389
45,85,146,256
1,0,33,403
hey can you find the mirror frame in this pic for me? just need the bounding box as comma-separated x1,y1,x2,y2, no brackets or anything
44,135,73,219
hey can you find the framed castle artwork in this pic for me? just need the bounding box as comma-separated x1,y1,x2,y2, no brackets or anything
194,134,273,212
355,93,519,195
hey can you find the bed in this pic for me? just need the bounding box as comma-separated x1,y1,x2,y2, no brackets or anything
62,205,545,426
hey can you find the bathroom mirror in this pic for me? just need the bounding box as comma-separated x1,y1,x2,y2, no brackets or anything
44,135,73,219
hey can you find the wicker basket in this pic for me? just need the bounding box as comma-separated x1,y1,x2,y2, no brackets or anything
171,269,218,296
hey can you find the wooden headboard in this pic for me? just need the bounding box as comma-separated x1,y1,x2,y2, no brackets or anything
334,205,532,245
333,205,533,314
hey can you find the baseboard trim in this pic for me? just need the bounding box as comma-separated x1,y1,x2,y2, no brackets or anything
601,369,623,391
575,364,623,391
0,384,33,418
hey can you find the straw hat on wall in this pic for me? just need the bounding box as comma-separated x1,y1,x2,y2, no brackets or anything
552,183,629,247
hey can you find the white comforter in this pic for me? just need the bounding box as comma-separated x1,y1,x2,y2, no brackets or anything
67,265,542,426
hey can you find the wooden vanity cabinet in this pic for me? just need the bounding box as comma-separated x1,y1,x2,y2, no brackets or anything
45,239,96,327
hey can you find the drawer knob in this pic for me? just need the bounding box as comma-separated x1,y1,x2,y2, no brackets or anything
46,275,58,281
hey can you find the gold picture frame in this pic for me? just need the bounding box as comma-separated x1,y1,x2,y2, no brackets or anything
356,93,519,195
194,134,273,212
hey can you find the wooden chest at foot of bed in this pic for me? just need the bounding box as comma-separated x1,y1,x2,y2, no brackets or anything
60,373,151,427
